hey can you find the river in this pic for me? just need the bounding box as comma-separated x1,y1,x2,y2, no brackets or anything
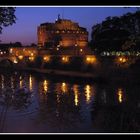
0,70,140,133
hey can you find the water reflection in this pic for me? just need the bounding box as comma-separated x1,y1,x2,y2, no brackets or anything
117,88,124,103
73,85,79,106
84,84,94,104
0,71,139,132
43,80,48,93
29,75,33,92
61,82,68,93
1,75,4,89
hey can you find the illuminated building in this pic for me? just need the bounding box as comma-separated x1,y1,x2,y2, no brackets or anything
9,47,38,57
37,15,88,48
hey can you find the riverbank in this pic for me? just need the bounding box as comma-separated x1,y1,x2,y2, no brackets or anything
0,65,140,85
13,67,140,85
14,67,107,82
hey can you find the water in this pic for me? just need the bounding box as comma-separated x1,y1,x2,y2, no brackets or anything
0,70,140,133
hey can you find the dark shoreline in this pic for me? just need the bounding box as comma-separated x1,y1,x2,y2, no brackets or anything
0,66,140,86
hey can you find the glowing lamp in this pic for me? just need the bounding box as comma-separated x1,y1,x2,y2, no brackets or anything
62,56,69,63
43,56,50,62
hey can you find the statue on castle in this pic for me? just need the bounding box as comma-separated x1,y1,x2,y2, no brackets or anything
58,14,61,20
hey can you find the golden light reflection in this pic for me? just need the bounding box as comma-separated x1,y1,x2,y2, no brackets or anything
61,82,68,93
29,75,33,91
86,56,97,64
56,94,60,104
19,76,23,88
117,88,123,103
73,85,79,106
43,80,48,93
85,84,92,103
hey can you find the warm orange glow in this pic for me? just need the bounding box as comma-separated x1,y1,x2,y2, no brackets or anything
29,75,33,91
29,56,35,61
9,47,37,57
61,82,68,93
43,56,50,62
118,57,127,63
86,56,97,64
18,55,24,60
85,85,91,103
13,58,18,64
43,80,48,93
30,53,34,56
19,76,23,88
73,85,79,106
62,56,69,63
80,49,83,52
117,88,123,103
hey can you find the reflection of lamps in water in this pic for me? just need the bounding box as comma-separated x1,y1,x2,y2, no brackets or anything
61,82,68,93
19,76,23,88
85,85,91,103
73,85,79,106
117,88,123,103
29,75,33,91
43,80,48,93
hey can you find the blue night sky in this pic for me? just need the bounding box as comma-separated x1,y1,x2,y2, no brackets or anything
0,7,138,45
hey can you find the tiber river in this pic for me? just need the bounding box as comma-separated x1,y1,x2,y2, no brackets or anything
0,70,140,133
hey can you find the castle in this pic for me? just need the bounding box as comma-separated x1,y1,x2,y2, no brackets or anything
37,15,88,49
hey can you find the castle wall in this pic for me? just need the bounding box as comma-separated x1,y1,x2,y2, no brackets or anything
38,19,88,48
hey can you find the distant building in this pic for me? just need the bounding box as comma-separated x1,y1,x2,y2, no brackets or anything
9,47,38,57
37,15,88,48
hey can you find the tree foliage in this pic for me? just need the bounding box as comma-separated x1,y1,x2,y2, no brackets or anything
91,10,140,53
0,7,16,33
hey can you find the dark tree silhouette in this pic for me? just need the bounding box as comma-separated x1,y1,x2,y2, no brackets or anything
0,7,16,34
90,10,140,53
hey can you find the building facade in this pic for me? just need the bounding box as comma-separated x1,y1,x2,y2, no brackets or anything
37,16,88,48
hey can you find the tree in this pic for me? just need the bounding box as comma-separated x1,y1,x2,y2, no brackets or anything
90,9,140,53
14,42,22,47
30,43,37,47
0,7,16,33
